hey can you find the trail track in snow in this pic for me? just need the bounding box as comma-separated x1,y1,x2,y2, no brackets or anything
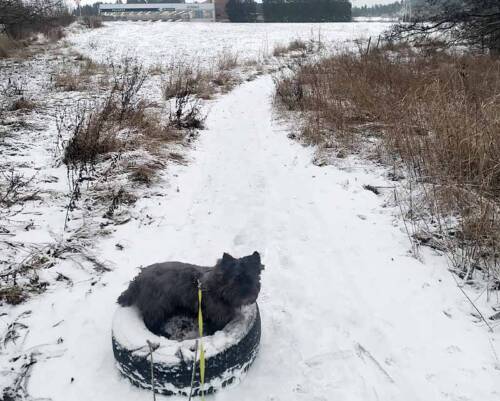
19,75,500,401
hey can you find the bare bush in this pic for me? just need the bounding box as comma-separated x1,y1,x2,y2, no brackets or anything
162,61,213,100
54,68,86,91
10,97,36,111
169,92,205,130
81,15,103,29
273,38,312,57
162,53,241,101
216,49,239,71
274,42,500,285
110,58,147,123
0,0,74,40
0,169,38,208
273,44,289,58
56,58,182,219
288,39,308,52
0,33,22,58
129,164,157,185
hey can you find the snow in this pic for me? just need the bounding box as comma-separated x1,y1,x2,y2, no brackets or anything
112,304,257,363
66,21,393,66
1,21,499,401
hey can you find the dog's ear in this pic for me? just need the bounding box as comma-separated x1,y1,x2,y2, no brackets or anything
250,251,261,264
221,252,235,266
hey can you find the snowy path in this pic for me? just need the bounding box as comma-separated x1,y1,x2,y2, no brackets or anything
26,76,499,400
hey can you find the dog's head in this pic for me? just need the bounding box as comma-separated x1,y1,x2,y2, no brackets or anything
216,251,263,307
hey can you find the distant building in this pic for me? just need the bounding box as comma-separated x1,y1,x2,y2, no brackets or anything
99,3,216,22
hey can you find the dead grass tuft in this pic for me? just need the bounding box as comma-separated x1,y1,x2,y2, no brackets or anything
81,16,103,29
162,52,241,100
129,164,157,185
10,98,36,111
0,286,29,305
54,68,87,91
0,34,16,58
273,38,309,57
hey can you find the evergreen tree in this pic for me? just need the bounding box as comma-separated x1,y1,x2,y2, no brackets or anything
262,0,351,23
226,0,257,22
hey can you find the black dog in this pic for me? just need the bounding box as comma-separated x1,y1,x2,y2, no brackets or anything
118,252,263,335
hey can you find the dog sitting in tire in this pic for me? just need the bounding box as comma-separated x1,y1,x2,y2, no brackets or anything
117,251,264,335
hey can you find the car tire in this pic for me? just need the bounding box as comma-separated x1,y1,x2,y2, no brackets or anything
112,303,261,396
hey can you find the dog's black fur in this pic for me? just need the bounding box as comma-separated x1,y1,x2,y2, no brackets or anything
118,252,263,335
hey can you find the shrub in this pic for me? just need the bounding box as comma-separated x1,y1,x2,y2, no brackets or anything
274,43,500,282
81,16,103,29
162,62,210,100
169,93,205,130
0,0,74,41
129,164,156,185
10,97,36,111
54,69,85,91
0,33,18,58
273,39,309,57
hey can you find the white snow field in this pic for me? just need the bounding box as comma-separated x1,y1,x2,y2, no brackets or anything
2,22,499,401
67,21,392,65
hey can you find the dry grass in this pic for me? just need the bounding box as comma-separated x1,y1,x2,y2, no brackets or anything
274,43,500,283
10,97,36,111
0,34,29,59
0,35,16,58
54,68,87,91
61,61,181,173
273,38,309,57
162,62,213,100
162,52,241,100
43,26,66,42
129,164,157,185
54,57,107,91
288,39,308,52
273,44,289,58
0,286,29,305
216,49,239,71
81,16,103,29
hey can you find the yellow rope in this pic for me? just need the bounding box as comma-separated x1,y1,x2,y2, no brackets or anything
198,285,205,400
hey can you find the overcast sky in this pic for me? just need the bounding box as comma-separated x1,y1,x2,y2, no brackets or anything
75,0,397,7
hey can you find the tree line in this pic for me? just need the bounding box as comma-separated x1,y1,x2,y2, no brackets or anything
226,0,352,22
352,1,402,18
0,0,74,39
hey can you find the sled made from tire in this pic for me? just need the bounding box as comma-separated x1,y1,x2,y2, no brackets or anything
112,303,261,396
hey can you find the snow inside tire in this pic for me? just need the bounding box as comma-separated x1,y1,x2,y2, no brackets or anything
112,304,261,396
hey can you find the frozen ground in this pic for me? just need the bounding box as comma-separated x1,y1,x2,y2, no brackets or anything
67,21,393,65
1,22,499,401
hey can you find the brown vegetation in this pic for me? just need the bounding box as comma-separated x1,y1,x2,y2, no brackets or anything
0,0,74,40
129,164,157,185
81,15,103,29
0,34,20,58
162,51,241,101
10,97,36,111
54,68,86,91
274,42,500,285
273,38,309,57
58,58,194,216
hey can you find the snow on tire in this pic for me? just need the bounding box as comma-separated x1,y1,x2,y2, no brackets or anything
112,303,261,396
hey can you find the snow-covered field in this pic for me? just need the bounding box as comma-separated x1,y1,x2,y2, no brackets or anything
1,21,500,401
67,21,392,65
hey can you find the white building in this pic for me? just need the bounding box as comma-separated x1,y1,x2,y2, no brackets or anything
99,3,215,22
